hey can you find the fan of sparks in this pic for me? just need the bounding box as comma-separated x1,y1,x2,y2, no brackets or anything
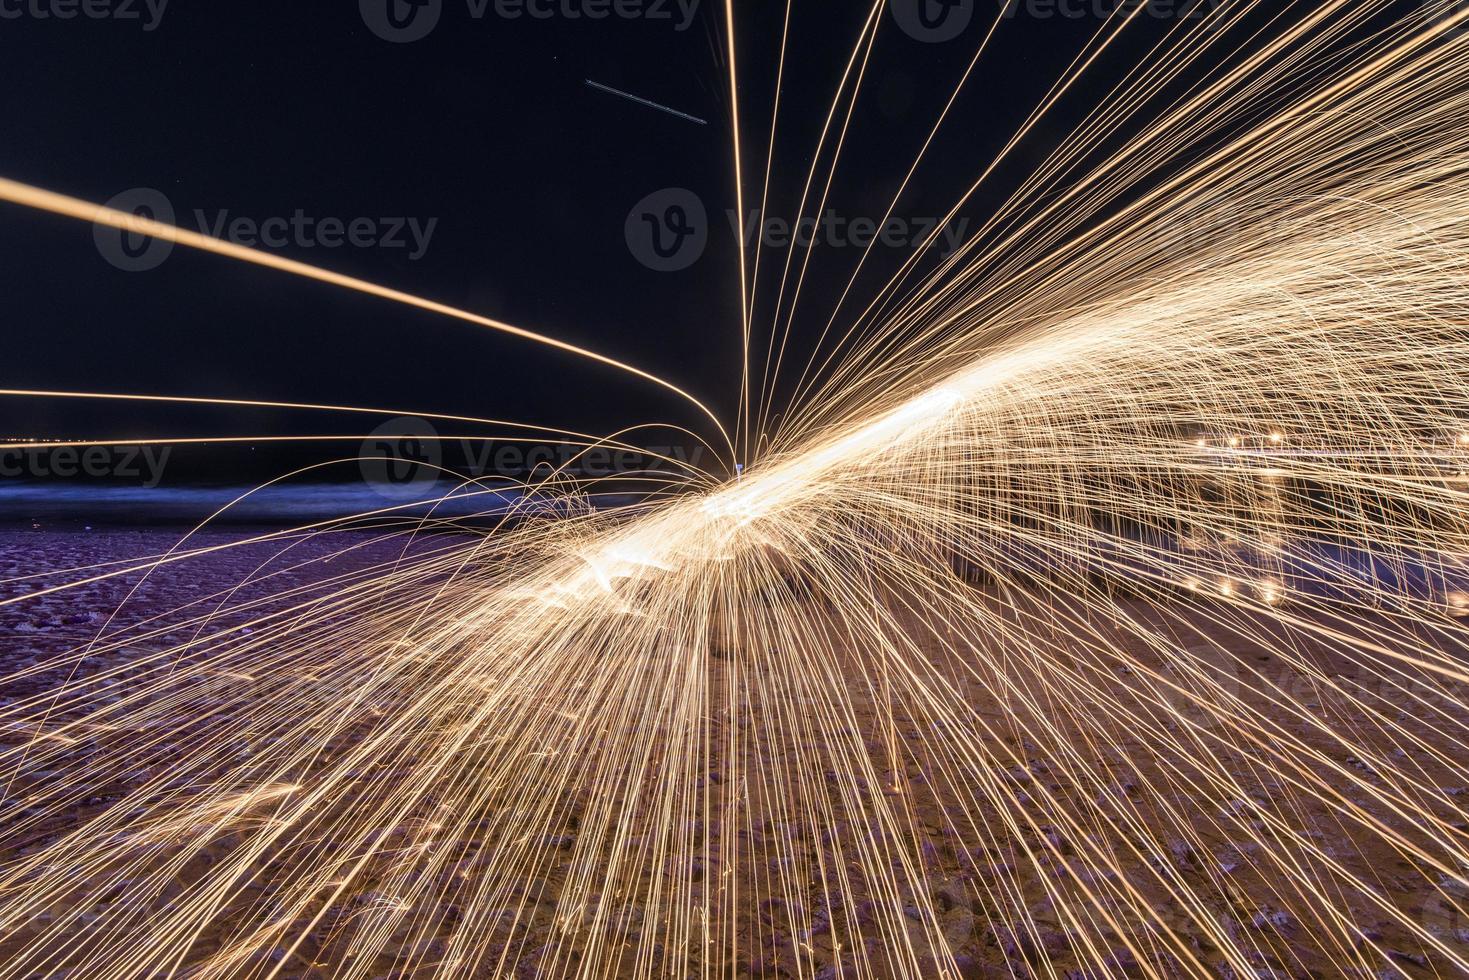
3,0,1469,976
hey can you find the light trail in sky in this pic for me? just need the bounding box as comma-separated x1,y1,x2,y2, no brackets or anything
584,79,709,126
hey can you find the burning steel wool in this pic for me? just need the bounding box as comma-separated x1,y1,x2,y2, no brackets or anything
2,0,1469,977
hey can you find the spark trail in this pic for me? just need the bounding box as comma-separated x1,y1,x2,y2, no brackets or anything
1,1,1469,977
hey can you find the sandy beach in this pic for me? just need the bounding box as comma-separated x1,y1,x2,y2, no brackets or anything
0,527,1465,977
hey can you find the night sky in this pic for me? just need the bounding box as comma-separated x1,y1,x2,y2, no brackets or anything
0,0,1285,484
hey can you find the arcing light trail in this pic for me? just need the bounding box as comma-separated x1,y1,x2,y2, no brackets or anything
0,387,720,471
0,178,734,464
4,1,1469,977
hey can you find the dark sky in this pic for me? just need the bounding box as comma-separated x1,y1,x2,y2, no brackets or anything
0,0,1256,479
